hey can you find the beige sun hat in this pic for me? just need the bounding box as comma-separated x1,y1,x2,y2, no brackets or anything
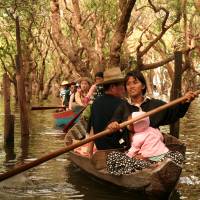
61,80,70,86
78,77,93,85
102,67,124,85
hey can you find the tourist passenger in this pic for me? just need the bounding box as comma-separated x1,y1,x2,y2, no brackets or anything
89,67,129,150
60,80,70,107
85,71,104,104
68,82,78,110
74,77,92,107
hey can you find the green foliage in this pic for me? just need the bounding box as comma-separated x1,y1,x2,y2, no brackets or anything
0,0,200,95
0,0,51,78
83,0,118,24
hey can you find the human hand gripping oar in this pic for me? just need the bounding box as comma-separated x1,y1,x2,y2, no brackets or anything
0,90,199,182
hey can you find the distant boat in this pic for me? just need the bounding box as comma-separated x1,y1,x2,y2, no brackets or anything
53,107,82,127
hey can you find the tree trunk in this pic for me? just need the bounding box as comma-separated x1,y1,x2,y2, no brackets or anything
15,17,30,136
72,0,100,74
3,73,15,146
109,0,137,68
42,73,56,100
146,70,153,95
50,0,90,77
23,47,34,103
170,51,182,138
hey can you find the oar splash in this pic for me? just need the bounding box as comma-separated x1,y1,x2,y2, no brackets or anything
0,90,199,182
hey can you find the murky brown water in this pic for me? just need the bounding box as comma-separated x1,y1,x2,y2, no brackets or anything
0,96,200,200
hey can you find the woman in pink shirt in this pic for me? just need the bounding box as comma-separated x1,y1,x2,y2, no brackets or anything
107,111,184,176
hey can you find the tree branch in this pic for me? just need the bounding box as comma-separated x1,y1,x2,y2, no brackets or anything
109,0,137,67
138,0,181,58
142,55,174,70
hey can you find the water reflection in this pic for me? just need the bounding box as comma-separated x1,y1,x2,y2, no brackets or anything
20,135,30,161
4,144,16,164
66,163,148,200
177,97,200,200
0,97,200,199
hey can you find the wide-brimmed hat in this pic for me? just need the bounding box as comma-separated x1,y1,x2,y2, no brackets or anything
78,77,93,85
102,67,124,85
61,80,70,86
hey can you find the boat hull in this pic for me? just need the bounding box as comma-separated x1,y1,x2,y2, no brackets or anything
53,108,81,127
69,150,182,199
67,133,185,199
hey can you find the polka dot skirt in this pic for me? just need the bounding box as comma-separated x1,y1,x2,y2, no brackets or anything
106,151,152,176
106,151,184,176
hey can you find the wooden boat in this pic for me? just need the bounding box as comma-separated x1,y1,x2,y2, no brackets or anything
65,123,186,199
53,107,82,127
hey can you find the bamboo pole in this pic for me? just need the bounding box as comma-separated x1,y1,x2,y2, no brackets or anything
0,91,199,182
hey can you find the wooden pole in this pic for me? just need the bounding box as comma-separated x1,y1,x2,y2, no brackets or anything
3,73,15,146
31,106,66,110
15,16,30,136
0,91,199,182
170,51,182,138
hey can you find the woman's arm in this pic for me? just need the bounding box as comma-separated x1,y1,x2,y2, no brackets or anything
148,91,197,127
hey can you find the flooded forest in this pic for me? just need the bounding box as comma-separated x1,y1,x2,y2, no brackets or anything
0,0,200,199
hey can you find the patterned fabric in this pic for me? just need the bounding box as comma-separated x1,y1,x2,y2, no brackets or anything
106,150,184,176
93,84,104,99
163,151,184,165
106,151,153,176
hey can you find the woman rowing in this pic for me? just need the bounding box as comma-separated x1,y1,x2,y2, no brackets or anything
108,70,197,131
106,70,198,175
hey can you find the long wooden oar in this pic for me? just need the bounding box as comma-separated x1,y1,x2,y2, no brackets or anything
63,107,86,133
31,106,66,110
0,91,199,182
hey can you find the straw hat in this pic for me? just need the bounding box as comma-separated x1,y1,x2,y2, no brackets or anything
61,80,70,86
78,77,93,85
102,67,124,85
